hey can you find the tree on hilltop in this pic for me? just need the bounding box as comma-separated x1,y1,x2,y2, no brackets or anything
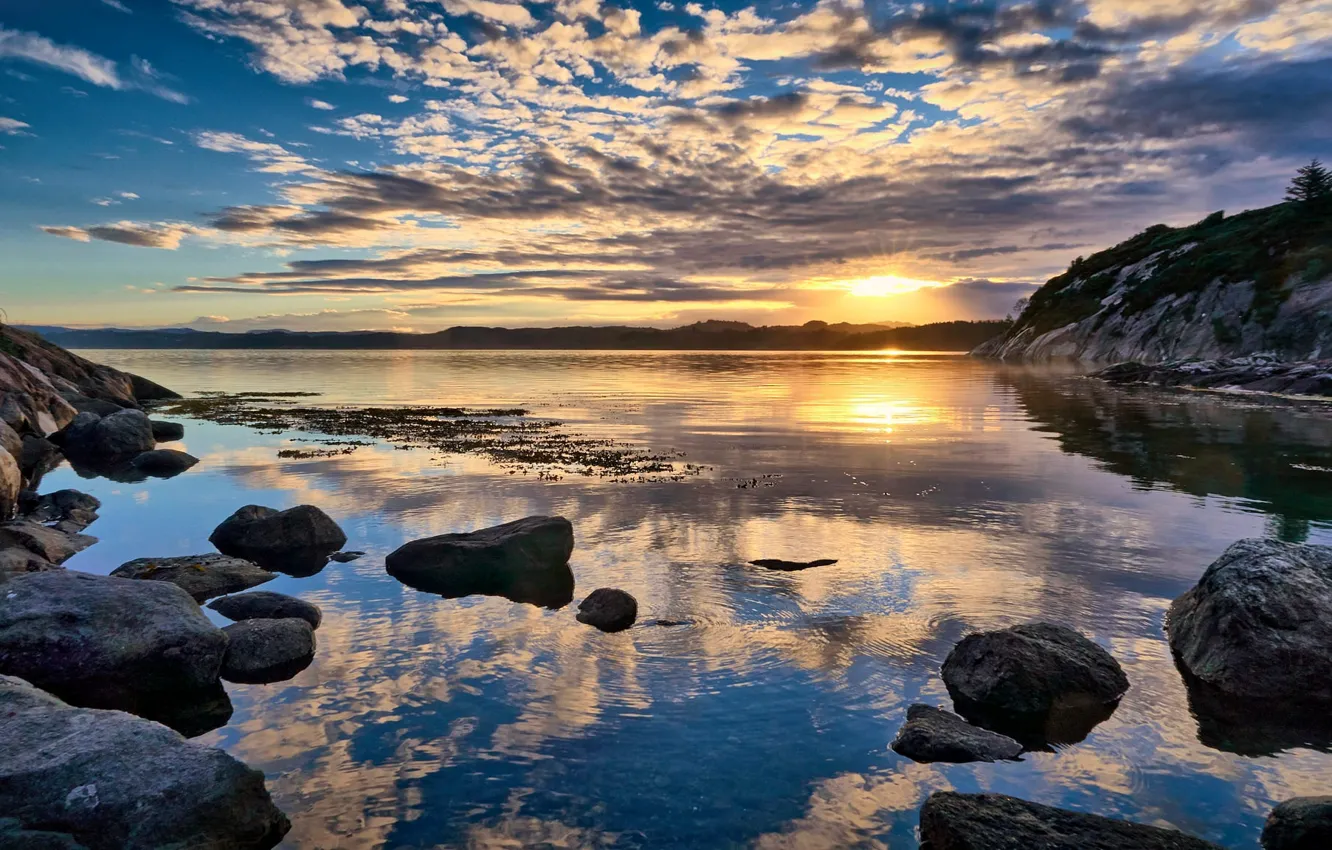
1286,159,1332,205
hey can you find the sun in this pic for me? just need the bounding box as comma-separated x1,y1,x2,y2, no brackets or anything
846,274,942,297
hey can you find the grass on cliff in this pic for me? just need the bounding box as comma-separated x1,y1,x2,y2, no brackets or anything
1015,201,1332,337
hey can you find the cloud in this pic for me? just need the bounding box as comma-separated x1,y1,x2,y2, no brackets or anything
194,130,314,173
0,27,189,102
101,0,132,13
308,98,337,110
0,116,30,135
41,221,198,249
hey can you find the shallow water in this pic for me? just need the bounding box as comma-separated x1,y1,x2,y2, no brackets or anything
50,350,1332,849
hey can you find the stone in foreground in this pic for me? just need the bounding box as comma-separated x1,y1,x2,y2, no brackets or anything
22,488,101,533
129,448,199,478
220,618,316,684
210,504,347,572
0,519,96,564
56,409,155,466
0,571,228,731
941,622,1128,746
386,515,575,609
1169,539,1332,704
1263,797,1332,850
149,419,185,441
112,553,277,603
0,675,289,850
209,590,322,629
749,558,838,571
576,587,639,632
919,792,1225,850
890,704,1023,764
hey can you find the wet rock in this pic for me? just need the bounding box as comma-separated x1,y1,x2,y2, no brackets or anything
1168,539,1332,704
749,558,838,571
21,489,100,533
130,448,199,477
112,554,277,603
0,571,228,732
1095,357,1332,399
329,550,364,562
60,392,125,418
220,618,316,684
0,448,18,520
19,435,62,487
891,704,1023,764
919,792,1225,850
941,622,1128,747
0,675,288,850
210,504,347,572
386,515,575,609
1263,797,1332,850
0,519,96,564
55,409,155,466
149,419,185,441
129,372,181,401
576,588,639,632
209,590,322,630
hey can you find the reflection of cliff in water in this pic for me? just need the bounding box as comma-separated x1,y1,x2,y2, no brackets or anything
1000,370,1332,541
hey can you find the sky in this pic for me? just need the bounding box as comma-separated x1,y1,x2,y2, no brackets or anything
0,0,1329,332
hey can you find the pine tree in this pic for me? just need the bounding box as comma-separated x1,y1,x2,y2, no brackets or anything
1286,159,1332,205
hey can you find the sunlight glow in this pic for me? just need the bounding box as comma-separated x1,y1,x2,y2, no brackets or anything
846,275,944,297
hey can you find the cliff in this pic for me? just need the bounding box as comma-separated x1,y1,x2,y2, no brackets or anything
973,202,1332,363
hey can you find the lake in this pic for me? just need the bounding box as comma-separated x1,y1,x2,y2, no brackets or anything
47,350,1332,849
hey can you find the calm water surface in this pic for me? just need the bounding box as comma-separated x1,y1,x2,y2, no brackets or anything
48,351,1332,850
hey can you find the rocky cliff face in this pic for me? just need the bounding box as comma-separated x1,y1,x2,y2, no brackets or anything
974,202,1332,363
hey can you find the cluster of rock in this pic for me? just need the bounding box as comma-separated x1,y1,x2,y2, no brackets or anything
1094,355,1332,398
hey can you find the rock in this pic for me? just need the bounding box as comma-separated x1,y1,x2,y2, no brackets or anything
209,591,322,629
749,558,839,571
890,704,1024,764
19,435,62,486
576,587,639,632
0,817,90,849
919,792,1225,850
0,448,18,520
1095,358,1332,399
329,550,364,562
220,619,316,684
0,351,78,435
129,372,181,401
129,448,199,477
642,618,694,627
0,325,177,407
210,504,347,572
0,418,21,459
150,419,185,441
0,571,229,732
0,547,59,584
112,554,277,603
941,622,1128,747
0,519,97,564
1263,797,1332,850
1178,670,1332,756
1168,539,1332,704
385,515,575,609
55,409,155,466
0,675,288,850
22,489,100,533
60,392,126,418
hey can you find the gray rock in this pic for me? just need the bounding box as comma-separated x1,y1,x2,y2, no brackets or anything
220,618,316,684
0,675,288,850
0,418,21,460
21,489,100,533
1169,539,1332,704
56,409,155,466
576,587,638,632
0,448,18,520
210,504,347,572
209,590,322,629
386,515,575,609
112,554,277,603
919,792,1225,849
0,547,59,585
19,435,62,485
941,622,1128,746
0,572,228,730
60,392,125,418
129,372,180,401
0,519,96,564
0,817,90,849
129,448,199,478
150,419,185,441
1263,797,1332,850
890,704,1023,764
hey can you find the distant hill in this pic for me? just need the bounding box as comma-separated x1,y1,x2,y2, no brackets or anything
23,319,1006,353
974,200,1332,362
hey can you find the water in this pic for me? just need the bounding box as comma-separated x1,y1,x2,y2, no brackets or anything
47,350,1332,849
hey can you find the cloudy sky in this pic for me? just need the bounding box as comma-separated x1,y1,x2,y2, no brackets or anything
1,0,1328,331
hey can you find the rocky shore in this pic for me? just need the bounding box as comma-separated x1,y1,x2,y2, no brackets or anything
1094,355,1332,399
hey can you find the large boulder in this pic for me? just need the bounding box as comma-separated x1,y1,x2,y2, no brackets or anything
0,448,18,520
576,587,639,632
0,351,78,435
1263,797,1332,850
1168,539,1332,704
130,448,199,478
210,504,347,573
890,704,1023,764
56,409,155,466
0,519,96,564
919,792,1225,849
112,554,277,603
0,571,229,732
386,515,575,609
940,622,1128,746
220,619,316,684
0,675,288,850
209,590,322,629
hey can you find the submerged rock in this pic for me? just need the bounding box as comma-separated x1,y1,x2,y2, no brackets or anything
0,675,288,850
941,622,1128,747
919,792,1225,850
890,704,1023,764
576,588,639,632
0,571,228,732
210,504,347,573
55,409,155,466
749,558,838,571
209,590,322,629
130,448,199,477
1168,539,1332,704
386,515,575,609
220,618,316,684
329,550,365,562
112,554,277,603
149,419,185,441
0,519,96,564
1263,797,1332,850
